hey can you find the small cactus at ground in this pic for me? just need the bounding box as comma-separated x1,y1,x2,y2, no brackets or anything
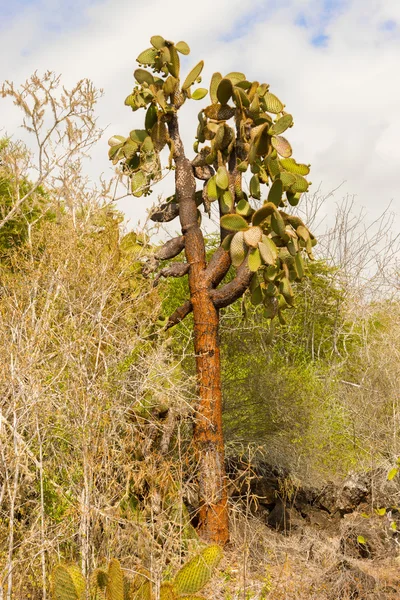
51,564,85,600
51,545,222,600
173,545,223,596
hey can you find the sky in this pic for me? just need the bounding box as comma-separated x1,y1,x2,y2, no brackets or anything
0,0,399,235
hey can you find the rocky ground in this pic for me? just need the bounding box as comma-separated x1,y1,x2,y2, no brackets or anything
209,458,400,599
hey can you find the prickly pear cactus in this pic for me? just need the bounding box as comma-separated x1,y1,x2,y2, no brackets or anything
160,582,177,600
173,545,223,596
131,569,153,600
106,559,124,600
51,564,86,600
109,35,316,327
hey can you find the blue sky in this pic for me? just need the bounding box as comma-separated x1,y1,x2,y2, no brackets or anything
0,0,399,234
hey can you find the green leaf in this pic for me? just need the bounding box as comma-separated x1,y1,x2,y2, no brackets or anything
375,507,386,516
107,559,124,600
391,521,397,531
263,92,284,113
236,199,253,217
248,247,262,272
290,173,311,193
210,72,222,104
108,135,126,147
217,78,233,104
357,536,366,545
130,129,148,144
168,46,180,78
221,233,234,250
145,104,158,132
220,214,249,231
206,176,218,201
150,36,165,50
280,158,310,176
267,180,283,207
230,231,246,266
388,467,398,481
251,285,263,306
191,88,208,100
216,166,229,190
182,60,204,91
225,72,246,85
134,69,154,86
268,114,293,136
244,226,263,247
233,87,250,108
249,174,260,199
137,48,157,66
131,171,147,197
163,75,178,97
294,252,305,279
175,41,190,55
237,160,248,172
151,121,168,151
251,202,275,226
258,236,278,265
272,135,292,158
286,191,302,206
220,190,233,213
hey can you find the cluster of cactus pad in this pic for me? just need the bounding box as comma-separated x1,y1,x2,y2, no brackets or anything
51,544,223,600
108,36,316,323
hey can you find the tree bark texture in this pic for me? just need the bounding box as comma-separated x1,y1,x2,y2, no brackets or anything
169,114,229,544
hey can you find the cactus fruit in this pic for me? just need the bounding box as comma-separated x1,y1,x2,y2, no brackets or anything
174,545,223,596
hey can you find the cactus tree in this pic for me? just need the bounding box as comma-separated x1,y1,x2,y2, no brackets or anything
109,36,315,543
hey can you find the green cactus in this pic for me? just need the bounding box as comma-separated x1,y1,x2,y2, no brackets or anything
160,582,177,600
51,564,86,600
173,545,223,596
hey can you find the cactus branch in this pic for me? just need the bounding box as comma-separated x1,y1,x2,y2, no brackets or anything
211,260,253,308
155,235,185,260
149,200,179,223
153,262,190,286
165,300,193,329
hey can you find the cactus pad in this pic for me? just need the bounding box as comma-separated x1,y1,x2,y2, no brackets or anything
174,545,223,596
160,582,177,600
52,565,85,600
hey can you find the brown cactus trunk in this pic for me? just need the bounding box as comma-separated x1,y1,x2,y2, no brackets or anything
192,297,229,543
168,113,229,544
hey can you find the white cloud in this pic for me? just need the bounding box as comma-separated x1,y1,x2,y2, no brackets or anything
1,0,399,235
